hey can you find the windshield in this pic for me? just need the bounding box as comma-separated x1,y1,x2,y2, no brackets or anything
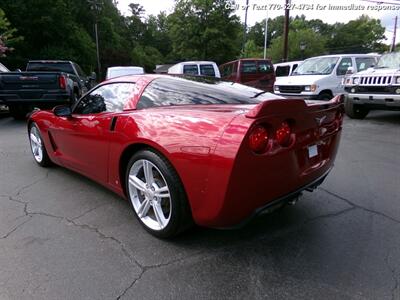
376,52,400,69
293,57,339,75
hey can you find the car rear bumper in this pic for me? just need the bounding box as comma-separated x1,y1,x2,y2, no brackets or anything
346,93,400,108
0,92,71,104
226,167,332,229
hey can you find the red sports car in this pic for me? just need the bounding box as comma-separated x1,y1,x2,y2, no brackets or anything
28,75,344,238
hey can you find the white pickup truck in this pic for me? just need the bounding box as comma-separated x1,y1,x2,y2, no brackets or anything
344,52,400,119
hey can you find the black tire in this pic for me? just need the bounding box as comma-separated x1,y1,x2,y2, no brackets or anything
9,106,28,120
344,99,369,119
28,122,52,167
125,149,193,238
318,92,333,101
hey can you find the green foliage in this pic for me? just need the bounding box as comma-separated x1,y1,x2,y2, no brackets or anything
327,15,386,53
0,8,22,57
167,0,242,64
243,40,263,58
0,1,389,77
268,29,326,62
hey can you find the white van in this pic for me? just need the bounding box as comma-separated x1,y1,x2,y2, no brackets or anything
106,66,144,80
274,54,378,100
274,61,302,77
168,61,221,78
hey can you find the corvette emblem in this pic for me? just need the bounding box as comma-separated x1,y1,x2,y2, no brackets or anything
315,115,327,125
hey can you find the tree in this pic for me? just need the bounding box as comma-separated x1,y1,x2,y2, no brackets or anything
0,8,21,57
268,29,326,62
327,15,386,53
167,0,242,64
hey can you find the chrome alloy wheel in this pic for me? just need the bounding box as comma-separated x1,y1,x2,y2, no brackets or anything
30,126,44,163
128,159,172,231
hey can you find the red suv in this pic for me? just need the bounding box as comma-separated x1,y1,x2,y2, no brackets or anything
219,58,276,92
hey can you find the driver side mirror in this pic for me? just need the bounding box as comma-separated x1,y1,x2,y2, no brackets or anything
345,66,354,75
53,105,72,117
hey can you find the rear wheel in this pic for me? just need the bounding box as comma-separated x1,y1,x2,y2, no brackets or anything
345,100,369,119
29,123,52,167
126,150,192,238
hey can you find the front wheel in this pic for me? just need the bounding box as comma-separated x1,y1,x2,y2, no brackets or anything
344,100,369,119
29,123,52,167
126,150,193,238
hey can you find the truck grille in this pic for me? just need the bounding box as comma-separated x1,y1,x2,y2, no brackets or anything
359,76,392,85
278,85,304,94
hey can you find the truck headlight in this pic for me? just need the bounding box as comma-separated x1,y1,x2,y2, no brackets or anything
304,84,317,92
274,85,279,91
396,77,400,84
353,77,360,85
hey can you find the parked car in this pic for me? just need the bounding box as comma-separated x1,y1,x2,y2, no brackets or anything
274,54,379,100
168,61,221,78
0,60,95,118
343,51,400,119
106,66,144,80
274,61,303,77
27,74,344,238
219,58,275,92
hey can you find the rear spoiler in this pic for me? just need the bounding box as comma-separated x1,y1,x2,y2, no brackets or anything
245,95,344,118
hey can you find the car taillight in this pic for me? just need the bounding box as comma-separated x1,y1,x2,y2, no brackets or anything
59,75,66,89
275,121,292,147
249,125,269,154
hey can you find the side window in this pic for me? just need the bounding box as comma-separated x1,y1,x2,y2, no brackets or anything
74,83,136,114
241,61,257,74
183,65,199,75
200,64,216,77
356,57,376,72
221,64,233,78
336,58,352,76
276,66,290,77
257,61,273,73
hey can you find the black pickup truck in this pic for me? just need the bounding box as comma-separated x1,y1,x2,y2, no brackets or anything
0,60,96,119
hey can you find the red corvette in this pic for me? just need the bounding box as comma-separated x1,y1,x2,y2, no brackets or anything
28,75,344,238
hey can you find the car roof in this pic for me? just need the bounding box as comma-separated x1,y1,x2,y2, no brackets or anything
220,58,272,66
274,61,303,67
28,60,72,63
107,66,144,70
306,54,378,59
173,61,217,65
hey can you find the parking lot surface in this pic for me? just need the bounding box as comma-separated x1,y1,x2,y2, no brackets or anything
0,111,399,300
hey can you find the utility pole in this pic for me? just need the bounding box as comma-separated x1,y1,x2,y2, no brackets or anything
88,0,102,77
242,0,250,57
390,16,398,52
283,0,290,62
263,13,268,59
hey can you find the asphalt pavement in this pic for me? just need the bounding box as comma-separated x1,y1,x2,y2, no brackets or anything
0,111,399,300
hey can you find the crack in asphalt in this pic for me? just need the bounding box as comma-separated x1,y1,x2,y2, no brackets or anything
0,217,32,239
385,253,399,300
320,188,400,225
115,252,204,300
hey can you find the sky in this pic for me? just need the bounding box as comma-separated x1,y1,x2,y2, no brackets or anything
117,0,400,43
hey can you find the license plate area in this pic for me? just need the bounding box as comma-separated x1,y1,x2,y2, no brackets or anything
308,145,318,158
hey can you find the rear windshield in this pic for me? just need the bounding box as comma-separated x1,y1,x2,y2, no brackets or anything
137,76,281,109
27,62,75,74
200,64,215,77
